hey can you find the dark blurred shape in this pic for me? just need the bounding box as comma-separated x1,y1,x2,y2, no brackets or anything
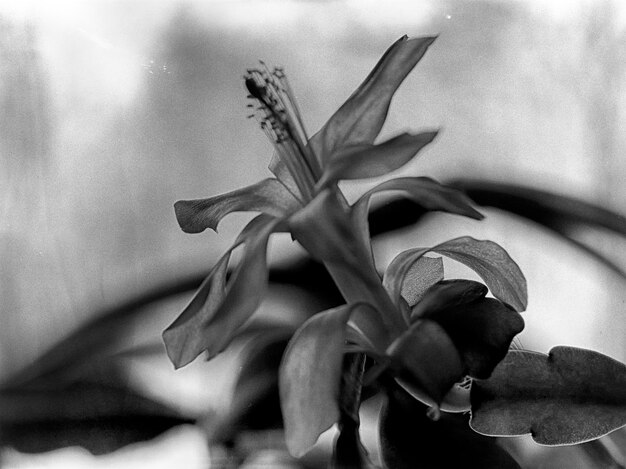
379,382,521,469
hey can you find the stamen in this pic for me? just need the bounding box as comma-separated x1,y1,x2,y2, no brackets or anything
244,64,321,200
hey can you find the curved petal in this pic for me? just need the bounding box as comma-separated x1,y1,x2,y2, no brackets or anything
430,298,525,379
383,250,443,309
310,36,437,164
174,178,299,233
351,177,483,273
279,303,371,457
384,237,527,312
162,214,281,368
317,131,438,187
470,347,626,445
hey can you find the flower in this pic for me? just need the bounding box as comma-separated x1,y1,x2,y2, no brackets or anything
163,35,486,367
162,35,527,456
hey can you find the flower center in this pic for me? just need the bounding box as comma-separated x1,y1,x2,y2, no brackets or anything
245,64,321,200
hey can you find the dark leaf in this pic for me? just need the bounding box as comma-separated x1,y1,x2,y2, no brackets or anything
174,178,299,233
386,320,464,406
163,215,281,368
470,346,626,445
380,384,521,469
411,279,488,320
430,298,524,379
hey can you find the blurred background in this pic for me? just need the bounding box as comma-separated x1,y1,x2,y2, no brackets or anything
1,0,625,467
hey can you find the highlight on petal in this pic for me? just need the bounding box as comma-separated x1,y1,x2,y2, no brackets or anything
310,35,437,163
386,319,464,406
384,237,527,312
470,347,626,445
279,303,372,457
174,178,299,233
430,297,524,379
317,131,439,187
162,214,281,368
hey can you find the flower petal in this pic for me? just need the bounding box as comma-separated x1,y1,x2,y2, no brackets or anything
470,347,626,445
430,298,525,379
384,237,527,312
174,178,299,233
386,319,464,406
162,214,281,368
383,250,443,309
317,131,438,187
351,177,483,274
310,36,437,164
279,303,371,457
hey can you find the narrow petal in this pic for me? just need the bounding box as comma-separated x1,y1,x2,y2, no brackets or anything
279,303,371,457
174,178,299,233
383,237,528,312
310,36,437,163
430,298,525,379
317,131,438,187
470,347,626,445
162,214,281,368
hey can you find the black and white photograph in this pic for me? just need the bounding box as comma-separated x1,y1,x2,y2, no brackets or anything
1,1,625,467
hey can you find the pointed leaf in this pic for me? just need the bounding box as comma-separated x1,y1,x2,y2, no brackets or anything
318,131,438,187
162,215,281,368
310,36,437,163
411,279,488,320
431,298,524,379
470,346,626,445
279,303,370,457
384,237,527,312
174,178,299,233
386,319,464,405
380,384,521,469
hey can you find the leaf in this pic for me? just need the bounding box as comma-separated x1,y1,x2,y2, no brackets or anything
430,298,524,379
279,303,370,457
386,320,464,406
317,131,438,187
162,215,281,368
384,237,527,312
411,279,488,320
174,178,299,233
470,346,626,445
310,36,437,164
380,384,521,469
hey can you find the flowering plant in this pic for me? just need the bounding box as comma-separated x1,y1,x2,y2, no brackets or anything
163,35,626,467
